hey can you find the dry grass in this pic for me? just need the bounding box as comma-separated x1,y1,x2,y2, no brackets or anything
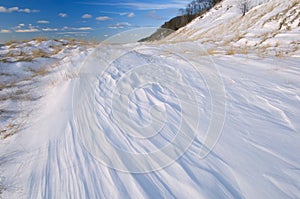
31,49,49,58
4,51,19,57
1,49,50,62
52,46,63,55
4,40,17,46
25,66,49,77
0,68,45,103
14,57,35,62
275,50,286,57
4,37,47,46
226,49,235,55
68,38,77,46
0,123,20,139
0,38,87,140
0,91,34,102
8,44,17,49
263,1,299,31
206,49,216,55
257,49,267,58
205,46,250,56
233,34,244,42
239,46,249,54
0,81,16,91
35,37,47,43
1,38,92,63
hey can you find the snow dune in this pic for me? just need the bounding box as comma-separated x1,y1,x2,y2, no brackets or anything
1,0,300,198
165,0,300,56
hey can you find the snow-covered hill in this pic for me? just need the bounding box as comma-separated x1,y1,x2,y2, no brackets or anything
0,0,300,198
165,0,300,56
0,39,92,139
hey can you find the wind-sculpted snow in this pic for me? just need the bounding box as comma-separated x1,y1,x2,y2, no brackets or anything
1,38,299,198
73,43,225,173
1,0,300,197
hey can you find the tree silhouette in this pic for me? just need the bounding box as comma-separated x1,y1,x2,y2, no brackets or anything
240,0,250,16
180,0,222,16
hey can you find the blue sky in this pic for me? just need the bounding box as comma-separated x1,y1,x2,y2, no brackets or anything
0,0,190,43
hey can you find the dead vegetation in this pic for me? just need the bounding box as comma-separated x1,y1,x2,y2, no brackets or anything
25,66,49,77
0,123,20,139
0,59,51,140
0,78,43,139
4,40,17,46
0,38,93,63
0,38,92,140
0,49,51,63
2,40,53,62
226,48,235,55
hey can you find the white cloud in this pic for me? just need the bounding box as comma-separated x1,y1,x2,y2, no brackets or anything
79,1,187,10
62,26,69,31
0,29,11,33
19,8,31,13
78,27,92,30
57,32,89,35
28,24,36,29
0,6,39,13
124,2,186,10
96,16,113,21
73,27,93,31
15,28,39,33
82,14,92,19
99,11,129,16
127,12,135,18
60,26,93,31
8,7,19,12
42,28,58,32
15,24,39,33
109,22,131,29
37,20,50,24
0,6,5,12
58,13,67,18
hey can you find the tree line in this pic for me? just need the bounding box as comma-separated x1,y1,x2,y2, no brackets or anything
179,0,223,16
179,0,255,17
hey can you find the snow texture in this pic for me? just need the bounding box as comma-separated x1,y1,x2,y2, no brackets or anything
0,0,300,198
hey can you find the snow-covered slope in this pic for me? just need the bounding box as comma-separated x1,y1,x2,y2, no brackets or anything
1,0,300,198
165,0,300,56
0,39,91,139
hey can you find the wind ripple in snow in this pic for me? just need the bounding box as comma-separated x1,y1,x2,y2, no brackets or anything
72,45,224,173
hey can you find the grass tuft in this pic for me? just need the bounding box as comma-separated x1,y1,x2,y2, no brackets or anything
226,49,235,55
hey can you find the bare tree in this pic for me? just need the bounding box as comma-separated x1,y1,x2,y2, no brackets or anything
192,0,198,15
179,8,185,16
180,0,223,17
186,3,192,16
240,0,250,16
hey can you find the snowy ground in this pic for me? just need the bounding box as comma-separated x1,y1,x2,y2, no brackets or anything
165,0,300,57
0,0,300,198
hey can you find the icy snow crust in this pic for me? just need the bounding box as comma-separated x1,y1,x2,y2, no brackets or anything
1,0,300,198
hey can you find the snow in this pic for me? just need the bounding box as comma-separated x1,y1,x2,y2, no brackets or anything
1,0,300,198
164,0,300,56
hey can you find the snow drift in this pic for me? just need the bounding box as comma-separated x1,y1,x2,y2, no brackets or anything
0,0,300,198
